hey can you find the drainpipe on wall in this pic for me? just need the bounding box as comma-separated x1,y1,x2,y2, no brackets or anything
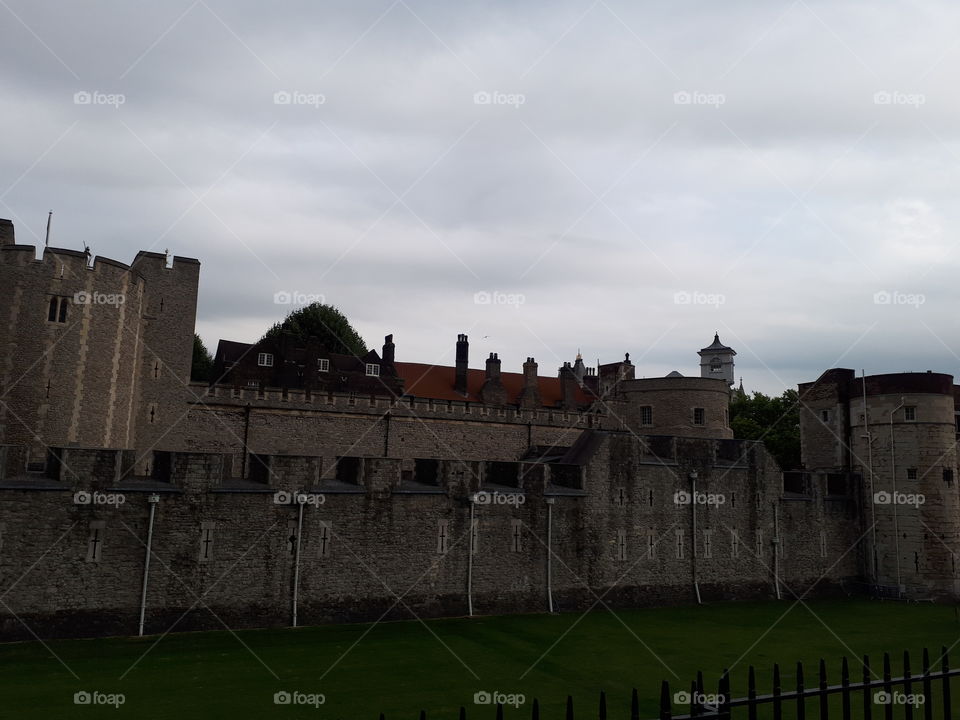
690,472,701,604
862,369,878,582
889,397,905,597
138,494,160,637
467,494,476,617
292,493,305,627
546,497,555,613
773,501,782,600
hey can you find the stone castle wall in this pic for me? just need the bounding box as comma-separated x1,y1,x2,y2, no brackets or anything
0,434,860,640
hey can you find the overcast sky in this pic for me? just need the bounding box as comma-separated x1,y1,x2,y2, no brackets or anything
3,0,960,394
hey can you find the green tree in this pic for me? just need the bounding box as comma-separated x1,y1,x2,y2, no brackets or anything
191,334,214,382
730,388,801,470
262,303,368,357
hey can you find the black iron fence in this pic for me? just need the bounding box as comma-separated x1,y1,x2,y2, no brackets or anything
383,646,959,719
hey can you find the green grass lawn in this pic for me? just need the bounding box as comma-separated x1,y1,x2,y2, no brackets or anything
1,599,958,719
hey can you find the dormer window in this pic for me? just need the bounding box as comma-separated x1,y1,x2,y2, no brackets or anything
318,358,329,372
257,353,273,367
365,363,380,377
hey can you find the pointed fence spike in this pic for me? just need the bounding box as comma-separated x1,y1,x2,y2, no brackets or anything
748,665,758,720
532,698,540,720
458,707,466,720
796,661,806,720
496,702,504,720
863,655,872,720
631,688,640,720
819,658,828,719
566,695,574,720
599,690,607,720
660,681,672,720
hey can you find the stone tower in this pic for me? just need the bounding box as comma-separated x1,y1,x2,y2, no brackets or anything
698,332,736,386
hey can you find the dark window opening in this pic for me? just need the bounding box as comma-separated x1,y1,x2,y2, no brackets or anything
335,456,361,485
693,407,705,425
47,297,58,322
783,471,811,495
58,298,67,323
414,458,440,486
45,448,64,480
906,468,918,480
642,435,674,461
716,439,743,463
944,468,954,484
550,464,582,490
904,406,916,421
152,451,173,482
826,473,847,496
248,453,270,484
486,461,519,488
640,406,653,425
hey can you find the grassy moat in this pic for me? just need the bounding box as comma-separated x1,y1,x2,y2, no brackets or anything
1,599,958,718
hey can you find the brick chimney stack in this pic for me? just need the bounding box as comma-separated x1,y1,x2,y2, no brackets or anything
382,334,395,364
0,219,14,246
480,352,507,405
518,357,541,408
455,334,469,395
560,361,578,410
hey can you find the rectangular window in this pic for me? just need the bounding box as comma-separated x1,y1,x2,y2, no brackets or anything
907,468,918,480
904,406,916,421
702,529,712,559
257,352,273,367
640,406,653,425
318,358,329,372
47,297,68,324
693,408,705,426
246,380,259,388
675,529,684,560
944,468,954,484
365,363,380,377
730,529,740,559
511,519,523,552
820,409,830,422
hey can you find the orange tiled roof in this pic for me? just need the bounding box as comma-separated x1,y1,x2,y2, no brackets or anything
393,362,593,407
